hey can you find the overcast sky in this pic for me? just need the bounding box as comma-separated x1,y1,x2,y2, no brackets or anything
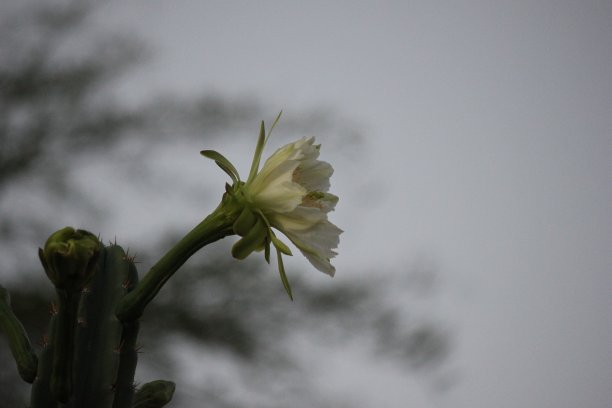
61,1,612,407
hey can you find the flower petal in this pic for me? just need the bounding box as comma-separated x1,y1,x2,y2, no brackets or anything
295,159,334,192
301,192,339,213
268,206,326,231
281,220,342,276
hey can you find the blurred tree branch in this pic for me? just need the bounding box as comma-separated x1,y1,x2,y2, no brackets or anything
0,2,452,407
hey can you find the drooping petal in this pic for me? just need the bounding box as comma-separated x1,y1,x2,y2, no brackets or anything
294,159,334,192
303,252,337,277
286,220,342,257
268,206,326,231
280,219,342,276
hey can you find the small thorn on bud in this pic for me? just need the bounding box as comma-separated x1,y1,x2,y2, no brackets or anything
39,334,49,348
115,339,125,353
124,249,140,264
49,302,58,316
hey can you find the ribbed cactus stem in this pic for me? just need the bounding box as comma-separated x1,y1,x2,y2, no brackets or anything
30,309,59,408
116,198,240,322
112,259,140,408
50,289,80,402
0,285,38,383
112,321,139,408
72,245,130,408
36,227,103,403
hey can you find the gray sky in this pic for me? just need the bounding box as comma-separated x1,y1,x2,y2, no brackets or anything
85,1,612,407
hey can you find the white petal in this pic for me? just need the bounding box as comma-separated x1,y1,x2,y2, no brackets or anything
301,192,339,213
249,159,305,213
269,206,325,231
256,182,306,213
303,252,336,276
258,137,313,179
294,160,333,192
281,220,342,276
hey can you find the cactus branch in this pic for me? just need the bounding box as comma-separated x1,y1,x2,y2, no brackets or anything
112,259,141,408
0,285,38,383
30,311,59,408
72,245,131,408
49,289,80,402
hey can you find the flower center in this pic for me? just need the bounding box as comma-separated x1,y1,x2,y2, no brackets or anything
302,192,324,209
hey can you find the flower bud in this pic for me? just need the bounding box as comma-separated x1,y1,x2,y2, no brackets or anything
39,227,102,292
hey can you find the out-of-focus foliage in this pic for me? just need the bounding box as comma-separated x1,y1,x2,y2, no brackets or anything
0,0,263,279
0,2,452,407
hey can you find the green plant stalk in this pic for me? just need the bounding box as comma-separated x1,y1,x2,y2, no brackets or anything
30,311,59,408
116,198,240,322
112,259,140,408
111,320,139,408
0,285,38,383
72,245,130,408
50,289,80,402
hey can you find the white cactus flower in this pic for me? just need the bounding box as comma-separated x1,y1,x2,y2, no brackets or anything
201,113,342,298
246,137,340,276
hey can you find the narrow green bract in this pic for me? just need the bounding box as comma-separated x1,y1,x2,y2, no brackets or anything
0,286,38,383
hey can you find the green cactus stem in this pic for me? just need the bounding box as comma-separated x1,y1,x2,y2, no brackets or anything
49,289,80,402
38,227,103,402
112,259,141,408
30,308,59,408
72,244,132,408
116,196,241,322
0,285,38,383
132,380,175,408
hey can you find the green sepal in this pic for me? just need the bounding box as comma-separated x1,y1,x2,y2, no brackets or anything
276,249,293,300
246,121,267,185
231,217,267,260
200,150,240,184
233,206,256,237
264,238,271,263
245,111,283,186
270,233,292,256
267,111,283,142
